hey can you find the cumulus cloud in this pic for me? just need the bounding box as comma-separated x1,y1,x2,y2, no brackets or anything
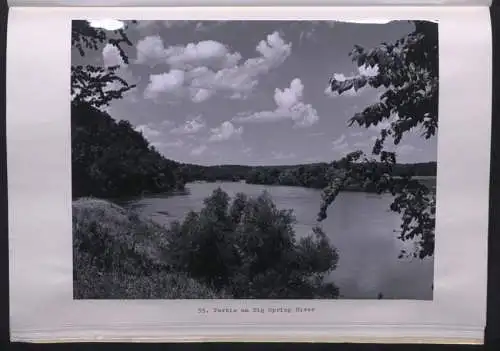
189,87,214,103
168,41,242,70
170,115,206,135
136,36,170,66
209,121,243,142
135,35,241,70
186,31,292,100
144,70,185,99
139,31,292,102
233,78,319,128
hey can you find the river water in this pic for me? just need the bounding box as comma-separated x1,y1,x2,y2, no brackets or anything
121,181,433,300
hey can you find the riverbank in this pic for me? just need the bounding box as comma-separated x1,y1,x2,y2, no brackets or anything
73,191,341,299
73,197,227,299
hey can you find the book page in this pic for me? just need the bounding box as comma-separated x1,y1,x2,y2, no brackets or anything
7,5,491,343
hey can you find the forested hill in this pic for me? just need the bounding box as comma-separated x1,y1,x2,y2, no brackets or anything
71,102,186,198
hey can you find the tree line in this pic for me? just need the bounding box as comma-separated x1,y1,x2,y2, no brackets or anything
180,161,436,191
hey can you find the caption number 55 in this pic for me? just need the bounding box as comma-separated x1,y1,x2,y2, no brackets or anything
198,308,209,314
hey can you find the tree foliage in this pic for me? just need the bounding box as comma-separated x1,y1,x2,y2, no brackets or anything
72,102,186,198
71,20,136,108
166,188,340,299
329,21,438,150
322,21,438,259
245,162,435,191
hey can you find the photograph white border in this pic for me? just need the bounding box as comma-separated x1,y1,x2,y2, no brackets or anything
7,6,491,343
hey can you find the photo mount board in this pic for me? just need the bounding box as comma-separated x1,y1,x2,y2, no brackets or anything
7,5,491,344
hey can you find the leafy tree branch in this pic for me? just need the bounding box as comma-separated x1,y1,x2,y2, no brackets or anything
71,20,136,108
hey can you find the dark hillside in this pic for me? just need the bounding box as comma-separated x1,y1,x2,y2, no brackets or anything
71,102,186,198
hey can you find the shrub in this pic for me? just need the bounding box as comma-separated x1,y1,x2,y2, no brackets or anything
166,188,339,299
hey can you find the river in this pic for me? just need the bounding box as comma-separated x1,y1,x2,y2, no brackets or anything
121,181,434,300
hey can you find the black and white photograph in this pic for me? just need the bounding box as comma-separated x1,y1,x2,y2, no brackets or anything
71,19,438,300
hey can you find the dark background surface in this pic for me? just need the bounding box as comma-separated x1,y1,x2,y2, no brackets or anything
0,0,498,349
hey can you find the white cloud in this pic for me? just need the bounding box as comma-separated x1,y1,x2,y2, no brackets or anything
144,70,185,99
170,115,206,135
136,36,241,70
209,121,243,142
88,19,124,31
166,40,242,70
233,78,319,128
138,31,291,102
191,144,208,156
186,31,291,100
102,44,126,68
274,77,303,109
135,35,169,66
325,64,380,98
190,87,214,103
135,125,161,140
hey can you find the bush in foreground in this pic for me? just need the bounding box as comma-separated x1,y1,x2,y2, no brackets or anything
166,189,340,299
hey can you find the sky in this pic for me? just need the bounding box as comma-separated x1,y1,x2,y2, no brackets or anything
72,20,438,166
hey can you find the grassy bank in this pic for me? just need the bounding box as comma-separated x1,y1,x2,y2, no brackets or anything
73,198,227,299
